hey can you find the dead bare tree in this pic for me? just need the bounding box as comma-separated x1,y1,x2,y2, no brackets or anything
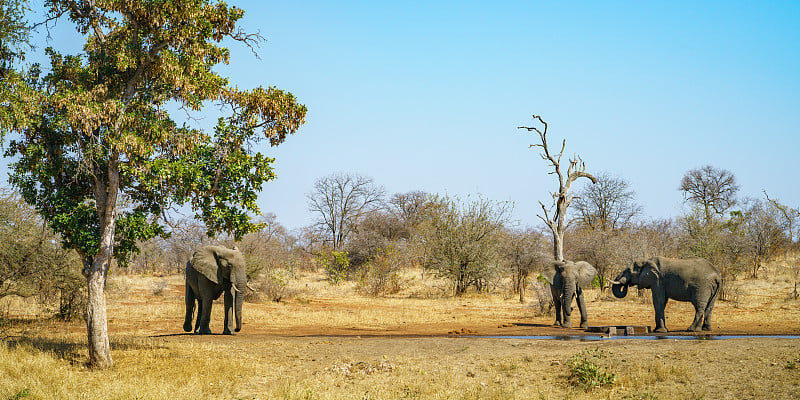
519,115,597,261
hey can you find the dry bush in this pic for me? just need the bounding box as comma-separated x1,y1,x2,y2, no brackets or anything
529,280,554,317
245,268,298,303
356,247,405,296
420,195,511,296
151,279,170,297
500,228,548,303
0,190,86,322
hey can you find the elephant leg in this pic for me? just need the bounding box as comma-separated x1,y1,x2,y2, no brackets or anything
183,282,196,333
688,299,707,332
194,298,203,333
575,288,589,328
223,288,235,335
195,278,215,334
196,296,213,334
652,292,668,333
550,286,562,327
702,293,717,331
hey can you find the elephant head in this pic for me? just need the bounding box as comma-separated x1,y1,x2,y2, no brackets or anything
192,245,247,331
611,259,660,299
542,260,596,301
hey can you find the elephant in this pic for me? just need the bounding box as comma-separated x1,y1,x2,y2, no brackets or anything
184,245,247,335
611,256,721,333
542,260,597,328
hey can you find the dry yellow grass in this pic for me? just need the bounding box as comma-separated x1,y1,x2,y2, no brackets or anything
1,260,799,399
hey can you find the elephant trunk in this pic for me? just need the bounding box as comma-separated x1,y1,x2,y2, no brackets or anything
611,282,629,299
233,272,246,332
562,284,575,321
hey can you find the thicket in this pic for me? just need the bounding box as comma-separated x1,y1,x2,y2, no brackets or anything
0,190,85,322
1,165,797,312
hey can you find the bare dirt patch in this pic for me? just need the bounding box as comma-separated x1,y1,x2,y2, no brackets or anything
2,269,799,399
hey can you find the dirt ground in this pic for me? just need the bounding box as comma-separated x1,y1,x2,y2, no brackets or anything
135,272,800,339
4,270,800,399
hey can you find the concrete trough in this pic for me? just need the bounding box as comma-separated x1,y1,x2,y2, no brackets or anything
586,325,651,336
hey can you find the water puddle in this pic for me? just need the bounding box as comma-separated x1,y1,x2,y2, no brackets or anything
468,335,800,341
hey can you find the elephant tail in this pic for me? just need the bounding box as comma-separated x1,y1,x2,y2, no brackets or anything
709,273,722,304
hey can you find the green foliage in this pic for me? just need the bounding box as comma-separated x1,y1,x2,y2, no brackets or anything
590,274,604,289
535,273,550,286
6,388,30,400
317,250,350,285
0,0,30,68
567,348,616,390
786,354,800,370
3,0,306,267
1,0,305,367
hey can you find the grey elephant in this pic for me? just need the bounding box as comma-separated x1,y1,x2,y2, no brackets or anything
542,260,597,328
184,245,247,335
611,256,721,333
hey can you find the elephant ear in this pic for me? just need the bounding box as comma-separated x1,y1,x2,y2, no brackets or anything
191,246,220,284
638,259,661,289
575,261,597,288
541,261,563,285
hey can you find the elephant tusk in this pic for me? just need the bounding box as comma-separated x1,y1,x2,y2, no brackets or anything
231,283,241,293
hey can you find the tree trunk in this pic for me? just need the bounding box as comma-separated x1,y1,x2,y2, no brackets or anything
86,259,112,368
552,230,564,261
85,160,120,369
552,191,568,261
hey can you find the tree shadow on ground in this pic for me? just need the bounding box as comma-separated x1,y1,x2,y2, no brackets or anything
2,332,167,366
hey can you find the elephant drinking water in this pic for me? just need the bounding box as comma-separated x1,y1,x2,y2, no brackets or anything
184,245,247,335
611,256,721,333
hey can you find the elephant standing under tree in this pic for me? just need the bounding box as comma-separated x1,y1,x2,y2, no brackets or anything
611,256,721,333
542,260,597,328
184,245,247,335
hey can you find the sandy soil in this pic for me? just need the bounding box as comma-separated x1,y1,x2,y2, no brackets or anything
137,276,800,339
3,271,800,399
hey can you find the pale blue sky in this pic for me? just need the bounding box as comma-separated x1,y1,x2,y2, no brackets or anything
12,1,800,230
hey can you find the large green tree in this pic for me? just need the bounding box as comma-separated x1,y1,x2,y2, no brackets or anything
0,0,30,70
2,0,306,368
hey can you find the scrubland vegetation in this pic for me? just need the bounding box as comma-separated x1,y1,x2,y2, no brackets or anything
1,262,799,399
1,145,798,400
1,1,799,398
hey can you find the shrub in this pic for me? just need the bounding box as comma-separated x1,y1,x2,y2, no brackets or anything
420,195,511,296
567,348,616,390
51,269,86,322
356,246,403,296
317,250,350,284
530,277,553,316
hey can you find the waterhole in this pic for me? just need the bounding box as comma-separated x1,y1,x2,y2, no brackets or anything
469,335,800,341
